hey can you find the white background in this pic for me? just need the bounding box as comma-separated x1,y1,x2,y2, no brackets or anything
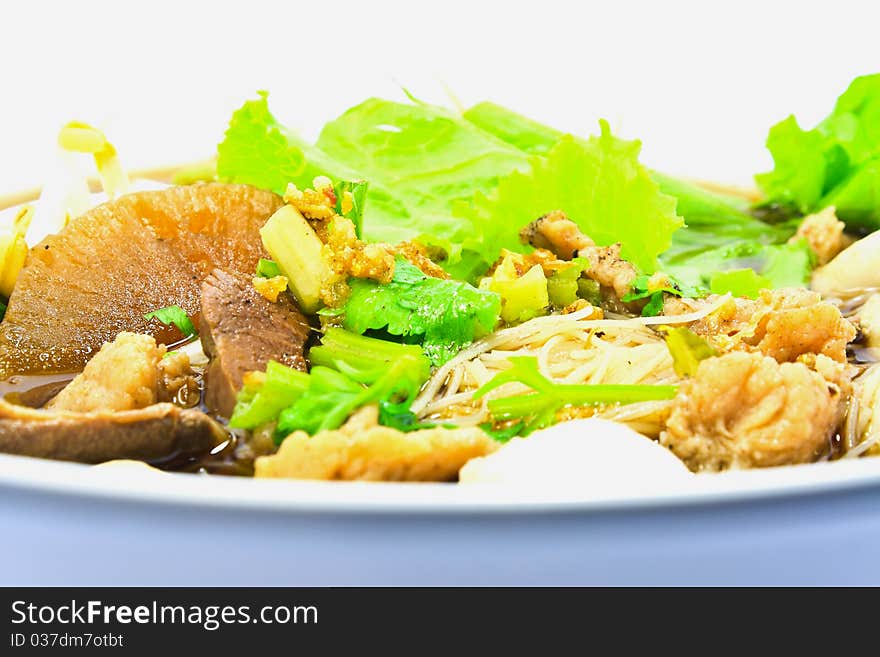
1,0,877,192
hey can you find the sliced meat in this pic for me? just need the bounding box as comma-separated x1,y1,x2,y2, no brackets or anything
0,400,225,464
200,269,311,417
0,183,283,378
520,210,595,259
520,210,638,300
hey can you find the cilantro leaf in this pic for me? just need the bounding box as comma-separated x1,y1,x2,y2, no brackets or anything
340,257,501,365
143,305,196,337
620,274,705,317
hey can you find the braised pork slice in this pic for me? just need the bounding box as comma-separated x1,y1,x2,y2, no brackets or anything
201,269,311,417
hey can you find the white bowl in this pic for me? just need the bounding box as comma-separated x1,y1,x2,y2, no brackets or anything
3,184,878,585
2,450,880,585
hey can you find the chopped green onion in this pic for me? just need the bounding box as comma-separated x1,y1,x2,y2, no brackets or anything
143,305,196,337
474,356,677,434
661,327,717,377
546,257,590,308
255,258,281,279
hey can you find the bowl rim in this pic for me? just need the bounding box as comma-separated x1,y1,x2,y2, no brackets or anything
2,451,880,516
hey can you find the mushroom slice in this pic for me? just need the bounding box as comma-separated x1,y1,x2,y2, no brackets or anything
0,399,226,465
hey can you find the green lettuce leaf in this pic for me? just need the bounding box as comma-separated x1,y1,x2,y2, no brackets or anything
464,103,805,287
754,115,828,214
652,175,809,289
316,97,531,259
757,73,880,230
464,102,563,156
662,239,813,291
217,94,531,273
463,123,683,273
337,257,501,365
216,91,354,194
709,268,771,299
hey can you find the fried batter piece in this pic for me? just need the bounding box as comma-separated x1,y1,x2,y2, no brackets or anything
661,352,850,471
789,207,847,266
670,288,856,363
285,178,450,308
486,248,571,279
520,211,638,299
254,405,498,481
391,240,450,279
47,332,196,413
321,216,450,307
284,177,338,223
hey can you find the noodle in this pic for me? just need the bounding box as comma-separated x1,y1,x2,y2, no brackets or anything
413,303,686,437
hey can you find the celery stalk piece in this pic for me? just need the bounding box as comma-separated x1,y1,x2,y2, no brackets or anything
474,356,678,434
229,361,310,430
259,205,328,313
310,328,431,384
484,256,549,324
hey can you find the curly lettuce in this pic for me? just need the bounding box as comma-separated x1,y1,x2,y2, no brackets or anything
463,123,683,273
217,94,687,277
757,73,880,230
466,103,813,289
